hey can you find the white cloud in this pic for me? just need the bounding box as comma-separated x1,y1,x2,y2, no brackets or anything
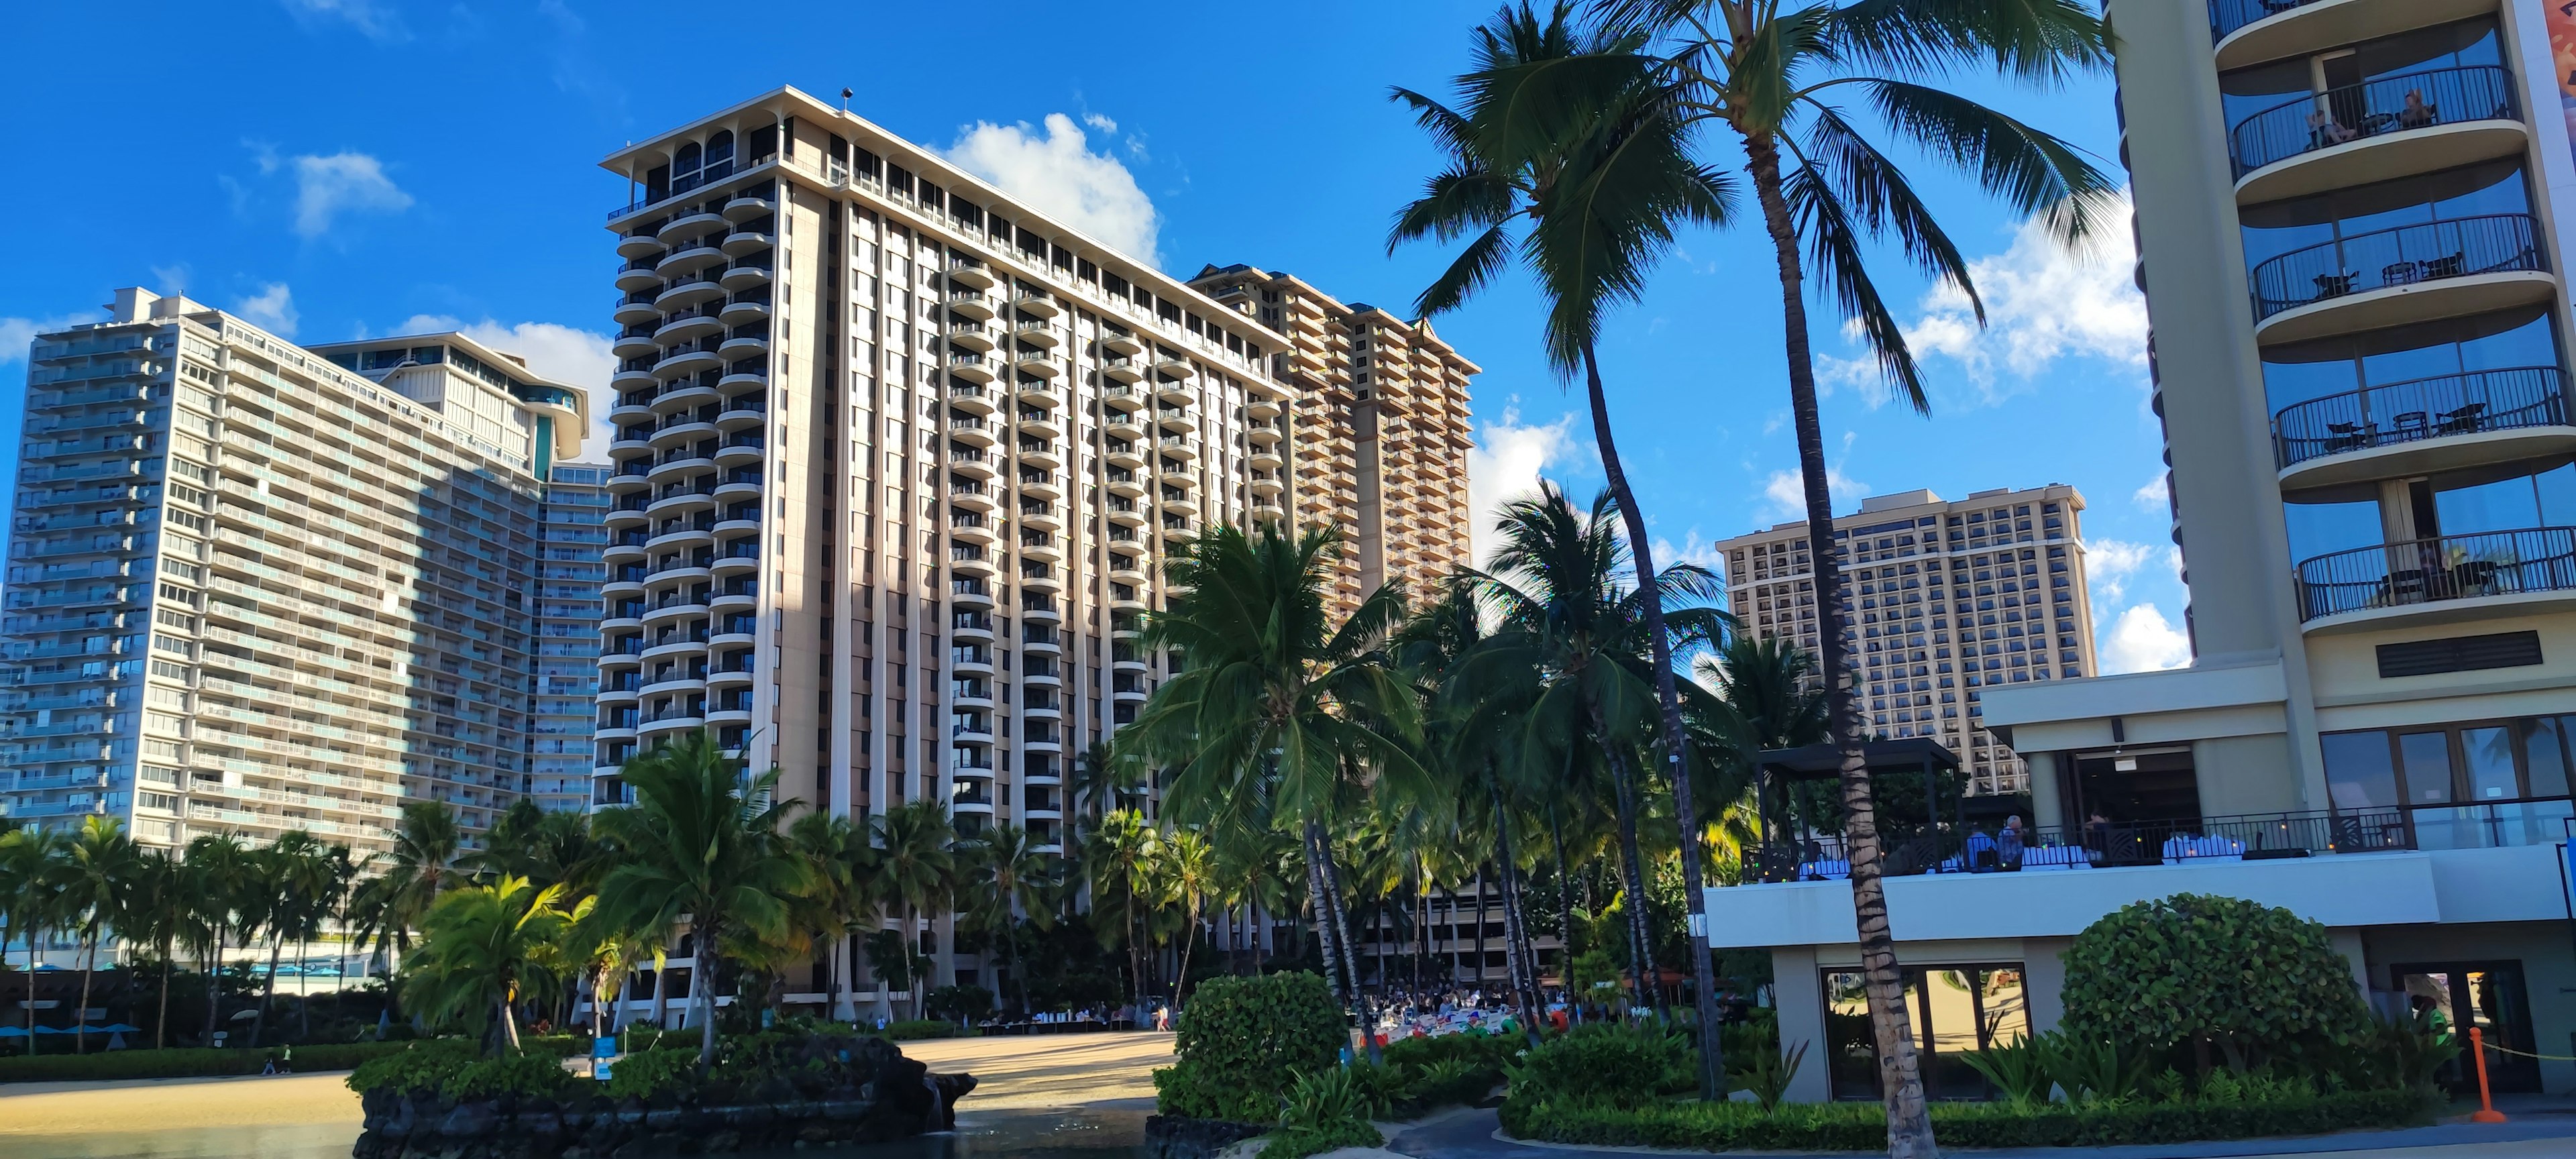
279,0,408,40
941,113,1161,266
2086,537,2161,604
0,313,104,364
1758,465,1869,523
1465,406,1584,565
231,283,299,337
396,314,618,461
2100,603,2192,673
290,152,413,238
1870,197,2146,396
2133,472,2169,514
1650,531,1723,575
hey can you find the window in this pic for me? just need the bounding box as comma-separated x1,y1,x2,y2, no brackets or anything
2323,714,2576,848
1823,964,2028,1101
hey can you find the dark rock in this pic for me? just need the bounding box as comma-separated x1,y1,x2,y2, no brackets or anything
1145,1115,1270,1159
641,1109,681,1132
440,1101,500,1140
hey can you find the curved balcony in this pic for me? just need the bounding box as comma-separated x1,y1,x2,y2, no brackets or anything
718,296,770,327
654,343,724,380
948,548,996,578
715,397,765,431
1247,395,1283,420
1020,506,1064,533
949,483,994,513
1106,473,1146,498
945,384,995,417
1252,499,1287,522
655,235,729,277
1250,474,1284,496
2273,367,2573,489
2229,67,2522,205
1159,467,1198,490
614,297,663,327
710,545,761,575
1018,415,1065,441
718,262,771,292
1019,443,1063,472
949,453,996,481
614,262,663,294
656,210,728,244
1020,476,1063,502
645,523,712,554
2209,0,2493,73
947,259,996,290
1104,443,1146,471
948,321,995,353
612,330,659,360
950,580,996,608
1104,416,1145,443
1108,561,1148,587
1155,379,1195,405
719,332,768,361
616,231,667,261
1107,504,1146,528
720,227,774,257
2249,213,2549,344
949,520,995,547
1016,381,1061,407
1015,321,1061,348
653,274,725,312
722,189,775,221
947,417,996,448
714,436,764,467
948,352,996,384
639,711,705,736
706,662,755,688
655,379,720,414
947,290,996,321
650,416,716,449
1102,357,1144,385
706,703,754,728
1013,351,1061,378
2296,527,2576,631
641,594,708,626
1014,290,1059,317
1156,436,1199,462
1099,329,1143,356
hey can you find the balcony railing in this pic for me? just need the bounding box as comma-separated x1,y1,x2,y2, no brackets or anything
2273,367,2570,467
2208,0,2320,42
1747,808,2405,883
2249,213,2542,321
2294,527,2576,620
2230,66,2516,178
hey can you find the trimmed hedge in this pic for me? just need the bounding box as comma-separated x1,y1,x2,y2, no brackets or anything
1155,972,1346,1123
1499,1087,2437,1150
0,1035,587,1085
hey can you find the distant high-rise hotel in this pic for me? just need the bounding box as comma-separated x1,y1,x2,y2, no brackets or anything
1714,485,2099,795
1,290,595,854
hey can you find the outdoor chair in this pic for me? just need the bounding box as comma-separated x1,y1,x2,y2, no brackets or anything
2312,271,2357,298
2393,410,2428,438
2418,252,2466,280
2436,402,2486,434
2382,261,2420,286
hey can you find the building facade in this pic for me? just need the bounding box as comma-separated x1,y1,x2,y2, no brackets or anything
1186,265,1478,610
1701,0,2576,1102
591,87,1305,1013
532,463,612,814
1715,485,2099,795
1,290,586,857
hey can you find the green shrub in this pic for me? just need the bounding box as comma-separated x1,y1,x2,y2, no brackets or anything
1500,1085,2434,1149
2060,893,2370,1073
1733,1040,1808,1111
1155,972,1346,1122
442,1051,577,1102
1381,1033,1517,1111
1280,1064,1391,1126
516,1034,589,1058
0,1039,434,1085
1263,1118,1381,1159
1508,1024,1688,1111
886,1019,967,1041
2034,1030,2156,1103
602,1046,700,1101
346,1040,480,1096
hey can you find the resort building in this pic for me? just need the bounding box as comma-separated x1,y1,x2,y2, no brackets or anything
531,463,613,814
589,86,1311,1017
1703,0,2576,1101
1714,485,2099,796
1185,265,1479,613
0,290,589,857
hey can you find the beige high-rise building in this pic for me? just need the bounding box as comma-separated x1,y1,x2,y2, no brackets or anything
1715,485,2098,795
1187,265,1477,611
1699,0,2576,1103
592,87,1304,1015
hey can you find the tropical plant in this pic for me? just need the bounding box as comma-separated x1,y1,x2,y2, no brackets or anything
1958,1036,2053,1107
1157,829,1218,1005
181,832,251,1047
868,797,956,1021
1115,524,1428,1062
1152,972,1348,1122
57,816,140,1054
1085,810,1159,1001
1,825,70,1052
591,729,810,1067
401,877,572,1054
962,820,1053,1014
1390,1,1734,1094
1736,1038,1810,1112
2061,893,2373,1075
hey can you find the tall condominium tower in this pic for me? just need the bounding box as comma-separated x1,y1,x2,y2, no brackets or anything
1,290,587,855
593,87,1299,1005
1186,265,1478,609
1714,485,2098,795
531,463,612,814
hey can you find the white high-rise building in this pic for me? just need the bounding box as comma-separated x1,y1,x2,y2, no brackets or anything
532,463,613,814
1,290,588,856
592,87,1296,1005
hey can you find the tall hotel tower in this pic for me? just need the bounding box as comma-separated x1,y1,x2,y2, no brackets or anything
591,87,1292,879
2,290,590,855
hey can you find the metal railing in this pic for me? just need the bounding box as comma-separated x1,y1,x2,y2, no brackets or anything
2208,0,2322,42
2231,66,2516,177
2250,213,2542,321
1746,808,2407,882
2295,527,2576,620
2273,367,2570,467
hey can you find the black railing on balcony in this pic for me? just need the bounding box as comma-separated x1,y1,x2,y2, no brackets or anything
1747,808,2406,883
2295,527,2576,620
2208,0,2322,42
2230,66,2517,177
2250,213,2543,321
2273,367,2571,467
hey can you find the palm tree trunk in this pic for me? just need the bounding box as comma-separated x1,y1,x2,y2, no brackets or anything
1743,129,1935,1156
1578,341,1723,1095
201,924,226,1046
252,932,284,1048
1489,785,1542,1047
1593,729,1662,1023
76,930,97,1054
499,995,523,1055
694,928,720,1068
1305,822,1382,1066
25,921,42,1053
156,938,174,1050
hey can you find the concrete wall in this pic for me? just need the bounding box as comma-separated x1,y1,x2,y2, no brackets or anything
2362,920,2576,1094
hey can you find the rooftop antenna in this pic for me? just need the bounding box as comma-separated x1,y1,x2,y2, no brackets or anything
841,88,853,113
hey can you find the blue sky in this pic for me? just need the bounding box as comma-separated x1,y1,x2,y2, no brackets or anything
0,0,2189,672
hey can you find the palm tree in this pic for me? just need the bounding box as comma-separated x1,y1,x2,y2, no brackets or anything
1469,484,1728,1046
1069,738,1133,833
403,876,572,1054
963,821,1053,1015
786,812,873,1021
348,799,466,1030
58,816,140,1054
248,831,333,1048
867,798,956,1022
1159,830,1218,1006
1084,809,1157,1005
1523,5,2114,1145
1392,1,1739,1092
1,826,70,1052
126,847,193,1049
592,729,808,1067
1117,524,1427,1064
181,833,254,1047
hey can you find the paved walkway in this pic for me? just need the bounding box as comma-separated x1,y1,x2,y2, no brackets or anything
1381,1105,2576,1159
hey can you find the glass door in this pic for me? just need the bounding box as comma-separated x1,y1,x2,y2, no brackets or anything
2395,961,2539,1093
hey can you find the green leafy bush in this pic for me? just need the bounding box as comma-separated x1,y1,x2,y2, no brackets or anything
1500,1085,2434,1150
2035,1031,2156,1103
1733,1040,1809,1111
1263,1117,1381,1159
442,1051,577,1102
1381,1033,1517,1111
0,1039,439,1085
1960,1038,2052,1107
886,1019,969,1041
1508,1024,1688,1111
2060,893,2370,1073
602,1046,701,1101
1155,972,1346,1122
345,1040,480,1096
